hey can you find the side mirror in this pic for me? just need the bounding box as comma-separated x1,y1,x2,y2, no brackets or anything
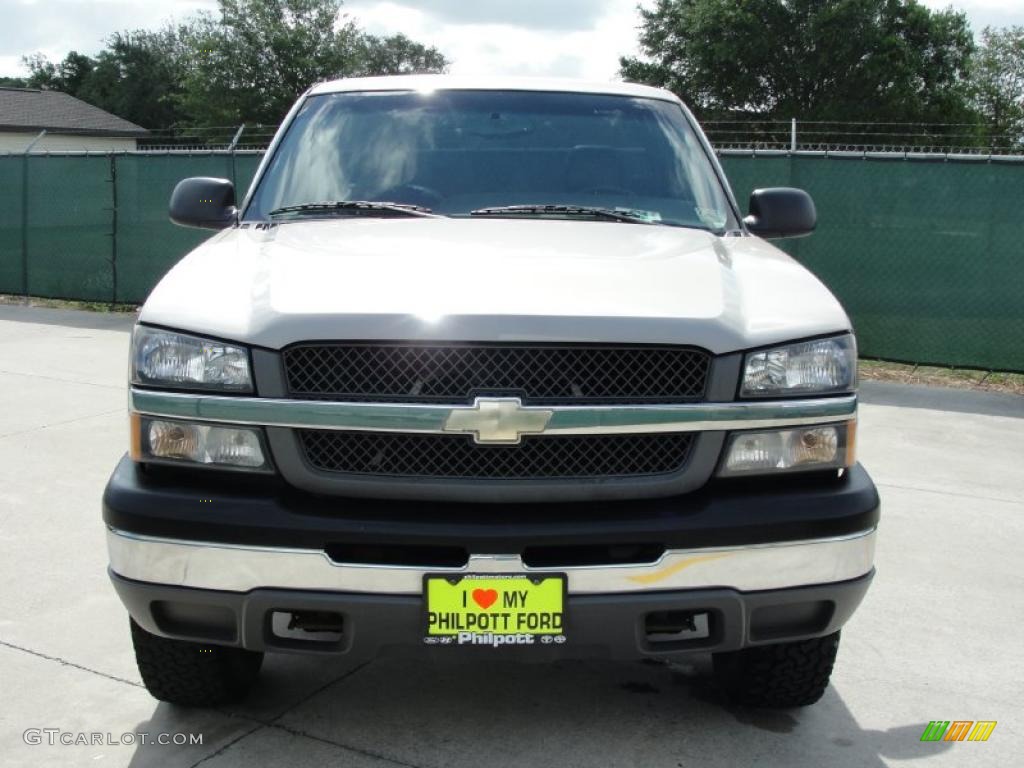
169,177,237,230
744,188,816,239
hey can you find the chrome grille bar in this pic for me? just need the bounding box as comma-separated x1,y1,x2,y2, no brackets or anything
130,389,857,435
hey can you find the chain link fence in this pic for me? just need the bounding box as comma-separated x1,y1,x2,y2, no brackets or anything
136,124,279,152
704,120,1024,155
0,149,1022,372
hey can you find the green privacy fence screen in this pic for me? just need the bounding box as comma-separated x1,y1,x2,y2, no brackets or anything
0,151,1021,372
0,152,263,304
719,153,1024,372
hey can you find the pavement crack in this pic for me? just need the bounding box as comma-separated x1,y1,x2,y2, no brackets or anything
269,659,373,723
875,481,1022,506
0,638,143,689
215,661,374,734
271,723,431,768
187,724,264,768
210,661,432,768
0,368,126,391
259,659,435,768
0,408,124,440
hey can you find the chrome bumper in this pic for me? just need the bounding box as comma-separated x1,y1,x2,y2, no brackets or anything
107,527,876,595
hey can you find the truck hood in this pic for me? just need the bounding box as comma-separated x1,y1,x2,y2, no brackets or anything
140,218,851,353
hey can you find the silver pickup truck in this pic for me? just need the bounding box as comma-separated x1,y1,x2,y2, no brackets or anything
104,76,878,709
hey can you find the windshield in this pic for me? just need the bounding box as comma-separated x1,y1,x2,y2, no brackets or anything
244,89,737,232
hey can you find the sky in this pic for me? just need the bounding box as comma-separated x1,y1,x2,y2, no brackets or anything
2,0,1024,80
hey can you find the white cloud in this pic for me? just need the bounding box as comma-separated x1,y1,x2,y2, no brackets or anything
920,0,1024,29
346,0,641,80
348,0,610,32
2,0,1020,81
0,0,215,74
0,0,640,79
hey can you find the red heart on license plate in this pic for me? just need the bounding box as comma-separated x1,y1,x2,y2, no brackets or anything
472,588,498,610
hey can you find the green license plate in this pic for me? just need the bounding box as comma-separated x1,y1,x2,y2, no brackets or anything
424,574,567,647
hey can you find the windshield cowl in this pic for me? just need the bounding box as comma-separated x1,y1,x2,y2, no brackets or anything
268,201,438,219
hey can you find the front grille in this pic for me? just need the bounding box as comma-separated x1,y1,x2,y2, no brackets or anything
283,343,710,404
299,431,696,479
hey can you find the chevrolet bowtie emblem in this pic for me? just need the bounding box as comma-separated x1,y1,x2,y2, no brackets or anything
443,397,554,444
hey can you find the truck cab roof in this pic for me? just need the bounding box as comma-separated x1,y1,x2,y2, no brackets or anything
308,74,682,103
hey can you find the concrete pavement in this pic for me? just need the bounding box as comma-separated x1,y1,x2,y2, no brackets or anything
0,304,1021,767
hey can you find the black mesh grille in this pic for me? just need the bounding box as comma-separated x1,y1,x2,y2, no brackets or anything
299,431,696,479
282,343,710,404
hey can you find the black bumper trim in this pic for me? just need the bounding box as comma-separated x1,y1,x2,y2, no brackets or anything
102,456,880,553
111,570,874,660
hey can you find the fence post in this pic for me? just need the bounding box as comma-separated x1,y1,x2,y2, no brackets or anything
228,124,245,189
791,118,797,152
20,130,46,296
787,144,801,261
109,154,118,305
20,154,27,297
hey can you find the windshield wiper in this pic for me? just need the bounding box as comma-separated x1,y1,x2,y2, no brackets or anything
469,204,657,224
268,201,438,219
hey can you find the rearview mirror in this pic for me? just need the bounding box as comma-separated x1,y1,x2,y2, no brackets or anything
744,188,816,239
169,177,237,230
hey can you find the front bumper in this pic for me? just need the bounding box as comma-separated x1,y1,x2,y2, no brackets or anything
107,527,876,595
104,457,879,657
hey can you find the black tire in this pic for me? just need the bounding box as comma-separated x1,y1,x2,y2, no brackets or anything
712,631,840,708
130,618,263,707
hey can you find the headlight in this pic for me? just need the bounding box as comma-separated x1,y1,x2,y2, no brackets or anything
131,326,252,392
718,422,855,476
131,415,271,471
741,334,856,397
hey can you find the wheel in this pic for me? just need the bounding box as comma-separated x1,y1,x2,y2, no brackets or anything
130,618,263,707
712,631,840,708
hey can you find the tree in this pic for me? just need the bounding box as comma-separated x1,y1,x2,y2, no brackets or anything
19,38,183,128
20,51,96,92
10,0,447,130
353,32,450,76
971,26,1024,149
178,0,448,126
53,52,96,94
76,30,187,128
22,53,60,89
620,0,976,130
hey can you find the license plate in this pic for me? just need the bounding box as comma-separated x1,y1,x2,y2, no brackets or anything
424,574,566,647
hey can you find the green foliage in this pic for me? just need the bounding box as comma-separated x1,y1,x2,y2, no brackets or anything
178,0,447,126
352,32,451,77
22,53,60,89
21,34,186,128
22,51,95,92
970,26,1024,149
77,31,187,129
621,0,977,128
15,0,447,129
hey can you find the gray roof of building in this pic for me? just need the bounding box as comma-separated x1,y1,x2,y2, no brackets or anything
0,87,148,136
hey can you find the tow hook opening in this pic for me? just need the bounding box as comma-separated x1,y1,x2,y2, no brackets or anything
644,610,711,644
271,610,345,642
